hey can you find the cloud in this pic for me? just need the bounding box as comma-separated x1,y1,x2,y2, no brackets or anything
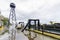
16,2,60,24
0,0,60,24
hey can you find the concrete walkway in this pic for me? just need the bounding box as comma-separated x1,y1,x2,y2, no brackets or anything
0,32,28,40
16,31,28,40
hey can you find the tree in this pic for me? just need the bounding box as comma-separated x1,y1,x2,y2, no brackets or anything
50,21,53,25
2,18,8,26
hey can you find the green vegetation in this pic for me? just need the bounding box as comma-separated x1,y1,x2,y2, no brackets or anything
2,18,8,25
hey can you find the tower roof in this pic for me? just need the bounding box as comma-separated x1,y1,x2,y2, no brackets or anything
10,3,16,8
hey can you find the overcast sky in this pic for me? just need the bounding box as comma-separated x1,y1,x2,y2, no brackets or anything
0,0,60,24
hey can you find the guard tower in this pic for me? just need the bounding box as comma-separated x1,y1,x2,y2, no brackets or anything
22,19,40,32
8,3,17,40
9,3,17,28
